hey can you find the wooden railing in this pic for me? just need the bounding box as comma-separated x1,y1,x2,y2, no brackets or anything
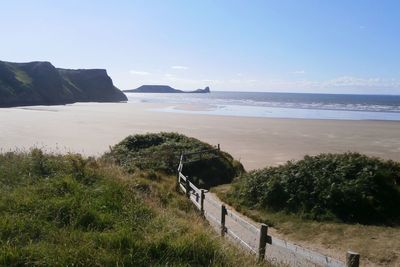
177,146,360,267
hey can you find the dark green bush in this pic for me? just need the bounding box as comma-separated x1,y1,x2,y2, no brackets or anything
104,132,244,188
230,153,400,225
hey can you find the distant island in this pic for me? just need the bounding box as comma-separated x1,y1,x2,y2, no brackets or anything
0,60,127,108
123,85,210,93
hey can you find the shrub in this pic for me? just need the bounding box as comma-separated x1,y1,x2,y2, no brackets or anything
104,132,244,188
229,153,400,225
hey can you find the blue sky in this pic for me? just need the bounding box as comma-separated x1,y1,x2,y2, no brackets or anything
1,0,399,94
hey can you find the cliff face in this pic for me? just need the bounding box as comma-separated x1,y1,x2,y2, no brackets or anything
124,85,210,93
0,60,127,107
59,68,127,102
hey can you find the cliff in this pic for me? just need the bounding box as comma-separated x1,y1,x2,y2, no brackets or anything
0,60,127,107
124,85,210,93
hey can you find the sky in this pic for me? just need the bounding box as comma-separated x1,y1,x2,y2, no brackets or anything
0,0,399,94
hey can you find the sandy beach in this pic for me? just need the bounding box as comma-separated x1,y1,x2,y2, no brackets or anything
1,102,400,170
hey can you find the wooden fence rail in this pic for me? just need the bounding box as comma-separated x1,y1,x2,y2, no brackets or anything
177,146,360,267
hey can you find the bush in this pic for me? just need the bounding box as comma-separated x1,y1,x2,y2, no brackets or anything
104,132,244,188
229,153,400,225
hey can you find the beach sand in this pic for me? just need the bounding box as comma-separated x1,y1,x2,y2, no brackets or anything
1,102,400,170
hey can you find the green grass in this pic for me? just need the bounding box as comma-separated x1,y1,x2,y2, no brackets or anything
14,69,32,86
0,149,269,267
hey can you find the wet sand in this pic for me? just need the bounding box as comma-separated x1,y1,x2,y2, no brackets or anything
1,102,400,170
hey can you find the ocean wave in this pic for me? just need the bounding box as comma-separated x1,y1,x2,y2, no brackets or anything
125,92,400,113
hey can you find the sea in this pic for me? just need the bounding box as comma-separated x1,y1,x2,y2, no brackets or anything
125,91,400,121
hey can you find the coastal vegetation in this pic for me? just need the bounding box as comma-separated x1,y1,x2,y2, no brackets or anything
214,152,400,265
2,132,400,266
0,149,266,266
222,152,400,225
104,132,244,189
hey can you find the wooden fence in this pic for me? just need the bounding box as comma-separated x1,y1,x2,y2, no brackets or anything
177,146,360,267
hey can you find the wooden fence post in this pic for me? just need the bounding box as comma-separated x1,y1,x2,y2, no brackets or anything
176,154,183,192
200,189,205,216
346,251,360,267
185,176,190,198
221,204,227,236
175,172,181,192
258,224,268,261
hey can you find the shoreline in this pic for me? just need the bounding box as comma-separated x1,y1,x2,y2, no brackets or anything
1,102,400,170
154,106,400,122
4,102,400,122
150,103,400,121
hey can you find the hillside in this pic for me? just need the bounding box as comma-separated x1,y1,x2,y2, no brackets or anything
124,85,210,93
2,133,400,266
0,149,267,266
0,60,127,107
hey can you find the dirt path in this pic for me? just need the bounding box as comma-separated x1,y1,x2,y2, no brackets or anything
201,192,349,267
203,192,261,253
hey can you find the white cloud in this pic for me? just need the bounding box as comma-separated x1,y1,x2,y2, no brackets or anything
129,70,150,75
323,76,400,88
256,76,400,92
171,65,188,70
164,73,174,78
291,70,306,75
162,73,213,86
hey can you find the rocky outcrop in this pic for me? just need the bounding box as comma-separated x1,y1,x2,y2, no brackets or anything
125,85,180,93
192,86,210,93
0,60,127,107
124,85,211,93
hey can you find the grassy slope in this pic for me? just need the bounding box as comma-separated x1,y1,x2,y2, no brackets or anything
0,150,268,267
13,68,32,86
213,184,400,266
104,132,244,189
